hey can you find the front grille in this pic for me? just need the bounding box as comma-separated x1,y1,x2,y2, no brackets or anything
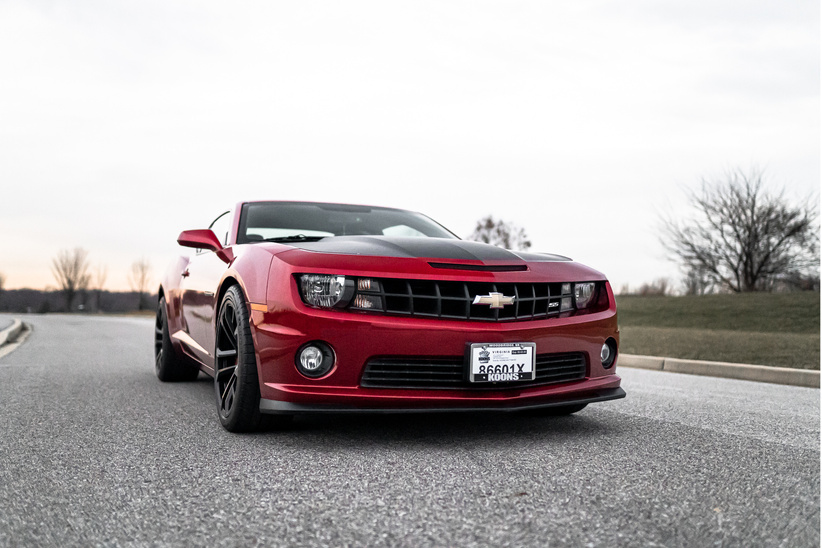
360,352,587,390
361,279,571,322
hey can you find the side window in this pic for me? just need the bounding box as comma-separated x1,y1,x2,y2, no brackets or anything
208,211,232,247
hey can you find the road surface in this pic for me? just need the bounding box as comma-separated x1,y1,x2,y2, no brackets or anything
0,314,818,547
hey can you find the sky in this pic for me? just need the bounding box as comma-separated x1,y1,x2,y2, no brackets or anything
0,0,818,292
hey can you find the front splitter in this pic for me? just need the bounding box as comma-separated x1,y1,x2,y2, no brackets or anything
259,387,626,414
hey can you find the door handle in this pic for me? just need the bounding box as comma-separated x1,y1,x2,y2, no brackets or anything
181,269,190,278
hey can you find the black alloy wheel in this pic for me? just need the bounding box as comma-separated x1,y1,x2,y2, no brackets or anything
155,296,199,382
215,285,289,432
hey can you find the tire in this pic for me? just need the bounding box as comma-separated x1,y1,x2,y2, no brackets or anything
155,296,200,382
528,403,587,416
214,285,290,432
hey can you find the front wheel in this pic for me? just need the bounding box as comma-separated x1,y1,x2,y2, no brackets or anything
215,285,290,432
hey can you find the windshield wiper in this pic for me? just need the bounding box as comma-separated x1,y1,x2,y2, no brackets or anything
263,234,328,243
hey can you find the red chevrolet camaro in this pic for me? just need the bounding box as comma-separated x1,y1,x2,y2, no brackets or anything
155,201,625,432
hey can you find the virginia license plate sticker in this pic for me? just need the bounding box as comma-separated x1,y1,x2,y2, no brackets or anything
469,343,536,382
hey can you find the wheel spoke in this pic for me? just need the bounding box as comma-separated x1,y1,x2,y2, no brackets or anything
225,306,236,332
220,313,237,350
217,364,237,378
220,373,237,410
216,349,237,359
220,312,231,338
225,383,236,411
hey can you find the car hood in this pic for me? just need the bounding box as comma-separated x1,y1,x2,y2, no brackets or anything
279,236,570,263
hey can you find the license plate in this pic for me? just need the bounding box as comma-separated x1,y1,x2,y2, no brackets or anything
469,342,536,383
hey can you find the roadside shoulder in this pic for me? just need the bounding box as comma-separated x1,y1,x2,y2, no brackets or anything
619,353,820,388
0,319,23,346
0,319,31,360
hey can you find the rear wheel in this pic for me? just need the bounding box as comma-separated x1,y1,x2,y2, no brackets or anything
215,285,290,432
155,297,199,382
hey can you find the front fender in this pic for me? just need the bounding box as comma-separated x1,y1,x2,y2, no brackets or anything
216,246,276,314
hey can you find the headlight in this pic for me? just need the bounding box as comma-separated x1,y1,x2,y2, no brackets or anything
574,282,596,309
299,275,355,308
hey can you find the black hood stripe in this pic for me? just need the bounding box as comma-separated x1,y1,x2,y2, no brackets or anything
286,236,570,262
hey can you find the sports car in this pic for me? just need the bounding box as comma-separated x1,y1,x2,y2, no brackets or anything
155,201,625,432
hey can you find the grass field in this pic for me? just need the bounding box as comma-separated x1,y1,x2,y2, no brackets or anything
616,292,820,370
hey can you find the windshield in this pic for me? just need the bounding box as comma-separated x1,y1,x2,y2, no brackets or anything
237,202,459,244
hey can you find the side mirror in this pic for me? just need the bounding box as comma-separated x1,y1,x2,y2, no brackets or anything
177,229,223,252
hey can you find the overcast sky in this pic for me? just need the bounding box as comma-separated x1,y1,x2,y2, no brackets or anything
0,0,818,292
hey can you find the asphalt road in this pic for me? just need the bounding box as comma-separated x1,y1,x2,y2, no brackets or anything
0,314,818,547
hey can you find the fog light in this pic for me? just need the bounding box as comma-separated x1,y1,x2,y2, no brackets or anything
300,346,323,371
295,342,335,378
601,338,617,369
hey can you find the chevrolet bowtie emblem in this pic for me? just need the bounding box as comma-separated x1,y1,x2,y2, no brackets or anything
472,292,516,309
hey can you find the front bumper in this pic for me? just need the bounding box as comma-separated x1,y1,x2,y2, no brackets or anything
249,291,622,413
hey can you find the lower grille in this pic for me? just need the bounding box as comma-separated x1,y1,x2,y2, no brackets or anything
360,352,587,390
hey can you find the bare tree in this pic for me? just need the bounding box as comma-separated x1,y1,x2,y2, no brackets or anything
637,278,671,297
92,263,108,312
52,248,91,311
468,216,532,251
682,266,714,296
662,169,818,293
128,258,152,311
0,272,5,309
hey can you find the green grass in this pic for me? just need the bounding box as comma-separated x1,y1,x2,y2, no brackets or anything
616,292,820,370
616,292,819,334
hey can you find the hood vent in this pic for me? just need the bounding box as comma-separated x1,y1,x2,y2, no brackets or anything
428,262,528,272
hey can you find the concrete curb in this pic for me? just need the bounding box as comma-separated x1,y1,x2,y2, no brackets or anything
0,319,22,347
618,353,820,389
